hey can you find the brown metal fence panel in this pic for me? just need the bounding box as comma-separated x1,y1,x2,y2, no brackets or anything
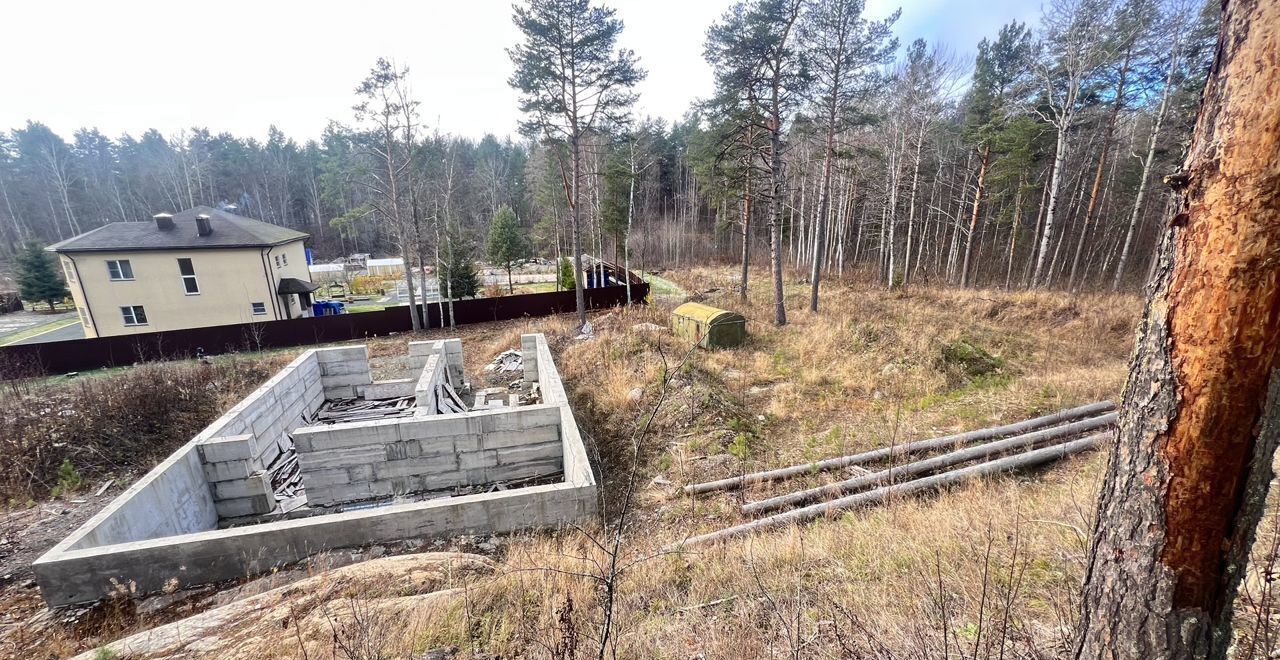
0,282,647,376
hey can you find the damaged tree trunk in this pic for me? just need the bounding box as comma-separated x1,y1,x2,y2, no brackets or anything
1074,2,1280,658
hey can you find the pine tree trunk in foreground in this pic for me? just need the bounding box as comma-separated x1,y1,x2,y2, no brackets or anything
1075,2,1280,658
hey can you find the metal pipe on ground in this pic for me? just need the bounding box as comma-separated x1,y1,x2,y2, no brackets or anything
742,412,1117,515
665,433,1108,551
682,401,1115,496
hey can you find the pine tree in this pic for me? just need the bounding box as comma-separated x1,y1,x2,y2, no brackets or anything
486,205,529,293
17,243,68,311
508,0,645,329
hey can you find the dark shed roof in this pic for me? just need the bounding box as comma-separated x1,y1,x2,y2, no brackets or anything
277,278,321,295
47,206,308,253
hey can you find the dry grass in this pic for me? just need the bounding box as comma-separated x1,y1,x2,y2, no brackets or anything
353,267,1142,659
11,267,1158,659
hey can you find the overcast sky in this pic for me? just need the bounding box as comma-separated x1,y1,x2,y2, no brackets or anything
1,0,1042,142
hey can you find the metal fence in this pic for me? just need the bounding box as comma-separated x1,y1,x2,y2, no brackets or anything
0,282,647,376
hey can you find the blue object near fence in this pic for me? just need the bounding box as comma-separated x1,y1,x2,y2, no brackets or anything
312,300,346,316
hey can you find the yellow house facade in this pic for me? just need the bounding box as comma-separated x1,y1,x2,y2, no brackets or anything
48,206,318,338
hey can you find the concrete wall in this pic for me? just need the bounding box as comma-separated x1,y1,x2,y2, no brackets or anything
409,338,463,385
315,346,372,400
412,350,448,413
198,435,274,519
35,334,599,607
48,348,328,555
294,405,564,507
64,443,218,553
525,333,594,486
35,481,596,606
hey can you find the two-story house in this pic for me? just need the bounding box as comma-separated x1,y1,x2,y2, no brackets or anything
47,206,319,338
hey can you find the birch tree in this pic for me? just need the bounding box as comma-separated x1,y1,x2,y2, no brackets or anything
1030,0,1113,287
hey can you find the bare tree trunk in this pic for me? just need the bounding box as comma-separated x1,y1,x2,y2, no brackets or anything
1075,3,1280,657
1005,175,1024,290
903,120,925,288
740,138,753,303
1034,116,1071,287
1070,50,1131,292
769,116,787,326
570,133,587,329
809,100,838,312
1114,32,1183,291
960,145,990,287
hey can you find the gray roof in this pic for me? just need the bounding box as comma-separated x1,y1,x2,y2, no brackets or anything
47,206,309,253
277,277,321,295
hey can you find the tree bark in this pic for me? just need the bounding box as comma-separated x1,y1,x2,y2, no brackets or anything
1075,2,1280,657
960,145,990,287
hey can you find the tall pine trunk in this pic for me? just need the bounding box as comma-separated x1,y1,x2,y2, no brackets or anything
1075,2,1280,657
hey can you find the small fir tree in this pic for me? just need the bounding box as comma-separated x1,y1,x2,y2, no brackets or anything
17,243,69,311
557,257,577,292
440,231,480,300
486,205,530,293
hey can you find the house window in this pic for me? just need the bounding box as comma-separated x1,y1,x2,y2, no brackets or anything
106,260,134,281
251,302,267,316
76,307,90,328
281,253,288,266
274,255,281,268
120,305,148,326
62,259,76,283
177,258,199,294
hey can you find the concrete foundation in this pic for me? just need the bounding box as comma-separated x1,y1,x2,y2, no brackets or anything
33,333,596,606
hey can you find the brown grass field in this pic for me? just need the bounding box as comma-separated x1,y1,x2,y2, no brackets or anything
7,267,1280,659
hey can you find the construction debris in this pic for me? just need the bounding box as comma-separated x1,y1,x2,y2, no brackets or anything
435,382,468,414
484,349,523,373
308,396,415,424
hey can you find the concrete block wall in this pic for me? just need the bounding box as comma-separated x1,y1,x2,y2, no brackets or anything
520,334,539,384
34,480,597,606
53,349,328,553
409,339,463,386
413,351,447,413
360,378,415,400
35,335,599,607
316,346,373,399
525,333,594,487
197,435,274,518
293,405,564,507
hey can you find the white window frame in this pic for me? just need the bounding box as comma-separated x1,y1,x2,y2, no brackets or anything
120,305,147,326
177,258,200,295
62,259,76,283
106,259,134,281
76,307,90,328
281,252,288,266
251,302,267,316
